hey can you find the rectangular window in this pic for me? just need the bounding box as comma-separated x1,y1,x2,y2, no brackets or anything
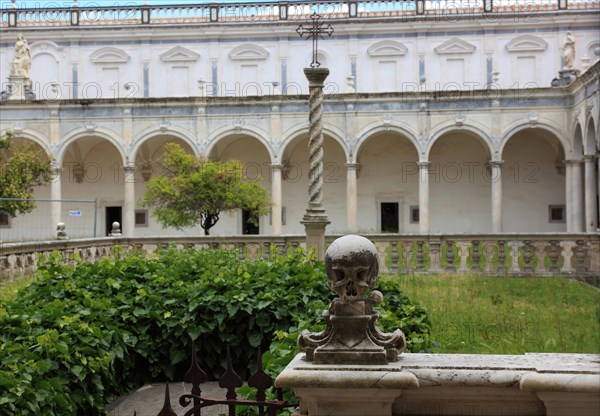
0,212,11,228
548,205,566,223
135,209,148,227
380,202,399,233
410,206,420,224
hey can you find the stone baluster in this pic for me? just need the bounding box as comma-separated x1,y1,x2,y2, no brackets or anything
263,242,271,259
522,241,534,274
548,241,561,273
445,241,455,272
0,256,10,280
559,241,575,274
238,242,246,261
574,240,588,274
429,240,442,272
210,242,219,251
403,241,413,273
456,241,470,272
483,242,495,273
497,240,507,274
534,242,547,274
471,240,481,272
508,241,521,274
275,241,287,257
390,241,399,274
416,241,425,271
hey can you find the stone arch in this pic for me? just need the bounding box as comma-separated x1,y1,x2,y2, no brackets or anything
57,127,126,164
131,126,199,161
1,128,52,158
427,123,494,161
206,125,274,162
278,122,349,162
354,122,420,162
499,121,569,159
428,127,493,233
501,126,567,232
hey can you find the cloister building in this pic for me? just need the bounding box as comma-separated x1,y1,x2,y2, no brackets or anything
0,0,599,241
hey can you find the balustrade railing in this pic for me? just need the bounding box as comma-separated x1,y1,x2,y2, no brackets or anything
1,234,598,283
2,0,598,28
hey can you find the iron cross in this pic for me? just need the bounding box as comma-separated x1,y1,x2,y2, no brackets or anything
296,12,334,68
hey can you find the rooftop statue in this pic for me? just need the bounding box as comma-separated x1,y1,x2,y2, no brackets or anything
11,34,32,79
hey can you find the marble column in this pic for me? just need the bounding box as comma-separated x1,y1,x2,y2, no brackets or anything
346,163,358,232
565,160,573,232
570,159,585,232
123,163,136,237
584,155,598,232
490,160,503,233
50,162,62,235
418,162,430,234
301,68,330,260
271,164,283,235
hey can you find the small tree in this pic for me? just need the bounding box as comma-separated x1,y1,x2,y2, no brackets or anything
0,131,51,217
141,143,271,235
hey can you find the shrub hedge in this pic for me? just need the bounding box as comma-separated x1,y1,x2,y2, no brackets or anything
0,246,431,415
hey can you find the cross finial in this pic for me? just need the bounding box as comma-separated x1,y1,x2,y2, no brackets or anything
296,12,334,68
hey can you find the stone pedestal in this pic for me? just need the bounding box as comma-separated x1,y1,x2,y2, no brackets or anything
551,69,579,87
276,353,600,416
7,75,34,100
301,211,330,261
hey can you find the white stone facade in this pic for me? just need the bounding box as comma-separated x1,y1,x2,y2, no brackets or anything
0,1,599,240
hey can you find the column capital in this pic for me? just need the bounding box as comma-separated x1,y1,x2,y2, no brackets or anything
51,161,62,174
418,161,430,168
565,159,584,166
488,160,504,166
583,154,596,163
123,163,135,172
345,163,360,170
271,163,282,170
304,67,330,86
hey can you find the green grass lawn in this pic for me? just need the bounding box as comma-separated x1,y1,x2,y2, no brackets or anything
395,274,600,354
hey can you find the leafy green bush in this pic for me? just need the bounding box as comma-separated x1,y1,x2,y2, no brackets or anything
0,246,430,415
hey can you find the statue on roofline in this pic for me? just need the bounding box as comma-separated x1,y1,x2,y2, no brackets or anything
11,34,32,79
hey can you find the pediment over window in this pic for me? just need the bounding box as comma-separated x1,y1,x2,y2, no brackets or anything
90,47,130,64
506,35,548,53
434,37,476,55
228,44,269,61
160,46,200,62
30,40,62,61
367,40,408,57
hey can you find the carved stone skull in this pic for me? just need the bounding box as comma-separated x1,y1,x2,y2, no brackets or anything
325,235,379,301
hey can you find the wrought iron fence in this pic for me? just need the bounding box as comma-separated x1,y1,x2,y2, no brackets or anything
150,344,295,416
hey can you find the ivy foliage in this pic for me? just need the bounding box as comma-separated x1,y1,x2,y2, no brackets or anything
141,143,271,235
0,247,431,415
0,131,52,217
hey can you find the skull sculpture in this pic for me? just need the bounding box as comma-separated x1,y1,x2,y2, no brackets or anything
325,235,379,301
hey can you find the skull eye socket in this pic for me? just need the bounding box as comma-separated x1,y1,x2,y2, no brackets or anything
356,270,366,281
335,270,345,282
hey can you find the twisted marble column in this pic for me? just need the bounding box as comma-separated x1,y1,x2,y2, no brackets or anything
302,68,330,260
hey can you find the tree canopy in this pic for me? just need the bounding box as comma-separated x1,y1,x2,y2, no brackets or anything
141,143,271,235
0,131,52,217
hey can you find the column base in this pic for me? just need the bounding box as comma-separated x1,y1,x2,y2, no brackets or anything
301,208,330,261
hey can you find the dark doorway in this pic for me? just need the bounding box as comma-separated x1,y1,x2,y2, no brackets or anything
380,202,399,233
106,206,122,235
242,209,259,235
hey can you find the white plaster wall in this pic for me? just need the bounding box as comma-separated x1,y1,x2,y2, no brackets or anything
502,130,566,232
429,133,492,233
356,134,419,233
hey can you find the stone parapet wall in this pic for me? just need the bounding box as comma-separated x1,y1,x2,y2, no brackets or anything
1,233,598,282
